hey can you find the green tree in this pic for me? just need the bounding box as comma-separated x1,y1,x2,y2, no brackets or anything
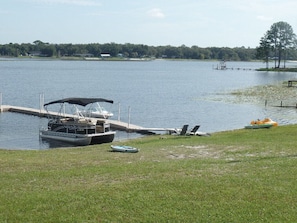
40,44,56,57
263,21,297,68
101,42,120,57
257,33,271,68
218,47,239,61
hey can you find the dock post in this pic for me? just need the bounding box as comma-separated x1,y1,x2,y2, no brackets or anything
39,93,44,115
118,102,121,121
0,92,2,112
128,106,131,131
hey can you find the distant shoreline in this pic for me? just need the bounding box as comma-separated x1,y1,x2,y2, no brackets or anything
0,56,155,62
257,67,297,72
2,56,296,71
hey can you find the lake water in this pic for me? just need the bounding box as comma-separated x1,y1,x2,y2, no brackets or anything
1,58,297,150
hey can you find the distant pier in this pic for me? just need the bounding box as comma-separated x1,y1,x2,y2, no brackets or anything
213,61,255,71
0,105,178,134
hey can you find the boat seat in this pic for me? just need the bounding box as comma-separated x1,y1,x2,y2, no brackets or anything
96,126,104,133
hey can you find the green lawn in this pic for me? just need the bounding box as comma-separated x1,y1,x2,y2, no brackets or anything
1,125,297,222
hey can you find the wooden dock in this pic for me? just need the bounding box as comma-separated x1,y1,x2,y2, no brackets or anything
287,80,297,87
0,105,177,134
0,105,49,117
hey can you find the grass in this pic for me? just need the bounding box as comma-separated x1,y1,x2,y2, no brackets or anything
1,125,297,222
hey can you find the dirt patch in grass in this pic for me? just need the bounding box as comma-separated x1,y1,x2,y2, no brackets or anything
163,144,283,162
165,145,239,160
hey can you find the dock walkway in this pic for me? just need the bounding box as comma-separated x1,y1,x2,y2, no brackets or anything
0,105,177,134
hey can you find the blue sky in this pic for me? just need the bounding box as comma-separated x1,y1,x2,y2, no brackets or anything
1,0,297,47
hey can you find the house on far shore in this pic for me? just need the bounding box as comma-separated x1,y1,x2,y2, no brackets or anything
28,51,42,57
100,53,110,59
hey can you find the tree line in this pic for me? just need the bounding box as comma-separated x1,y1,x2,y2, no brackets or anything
0,40,258,61
2,21,297,63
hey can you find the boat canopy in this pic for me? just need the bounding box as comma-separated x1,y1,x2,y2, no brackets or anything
44,97,114,107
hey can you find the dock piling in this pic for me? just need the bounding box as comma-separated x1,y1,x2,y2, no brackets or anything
0,92,2,112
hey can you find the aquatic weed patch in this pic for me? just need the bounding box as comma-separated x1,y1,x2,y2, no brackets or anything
230,82,297,105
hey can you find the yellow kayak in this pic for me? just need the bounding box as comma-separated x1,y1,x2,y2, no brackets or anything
250,118,278,127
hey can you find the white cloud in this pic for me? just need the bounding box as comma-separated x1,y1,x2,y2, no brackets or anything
147,8,165,18
257,15,273,21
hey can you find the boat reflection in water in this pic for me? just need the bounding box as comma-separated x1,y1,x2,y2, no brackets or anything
40,97,116,146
